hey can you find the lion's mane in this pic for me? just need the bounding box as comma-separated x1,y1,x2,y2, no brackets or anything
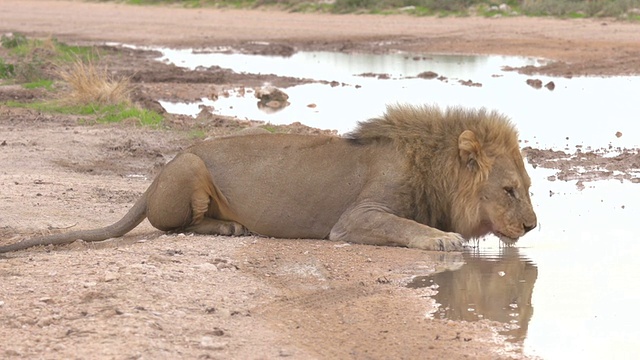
347,104,523,239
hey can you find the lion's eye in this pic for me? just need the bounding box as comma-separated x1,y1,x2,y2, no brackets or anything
504,186,516,198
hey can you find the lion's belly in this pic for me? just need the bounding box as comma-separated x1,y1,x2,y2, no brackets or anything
219,160,367,238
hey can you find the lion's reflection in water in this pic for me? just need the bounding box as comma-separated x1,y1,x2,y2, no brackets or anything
407,247,537,342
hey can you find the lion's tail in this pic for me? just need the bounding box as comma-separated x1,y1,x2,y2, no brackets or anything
0,191,149,253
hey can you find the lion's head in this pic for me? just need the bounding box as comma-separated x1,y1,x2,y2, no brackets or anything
452,111,538,244
356,104,537,245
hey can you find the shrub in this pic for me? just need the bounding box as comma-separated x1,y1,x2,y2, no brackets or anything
58,59,133,106
1,33,28,49
0,58,15,78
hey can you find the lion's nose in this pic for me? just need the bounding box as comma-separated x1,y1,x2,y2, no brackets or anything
523,222,536,233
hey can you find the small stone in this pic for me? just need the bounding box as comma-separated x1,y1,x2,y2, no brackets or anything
526,79,543,89
417,71,438,79
200,336,227,350
103,271,118,282
279,348,294,357
195,263,218,271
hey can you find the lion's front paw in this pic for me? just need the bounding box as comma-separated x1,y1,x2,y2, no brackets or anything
408,231,466,251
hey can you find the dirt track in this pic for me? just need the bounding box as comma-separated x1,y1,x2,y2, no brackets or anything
2,1,640,359
2,0,640,76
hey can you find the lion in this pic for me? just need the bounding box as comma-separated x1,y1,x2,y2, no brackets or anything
0,104,537,253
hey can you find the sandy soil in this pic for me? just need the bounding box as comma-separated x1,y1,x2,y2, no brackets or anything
2,1,640,359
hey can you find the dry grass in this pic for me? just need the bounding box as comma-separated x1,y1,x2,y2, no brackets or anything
58,59,132,106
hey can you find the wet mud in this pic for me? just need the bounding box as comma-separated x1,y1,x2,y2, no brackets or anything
524,146,640,183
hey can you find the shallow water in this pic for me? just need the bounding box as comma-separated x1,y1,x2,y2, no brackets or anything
156,47,640,150
154,47,640,359
408,247,537,342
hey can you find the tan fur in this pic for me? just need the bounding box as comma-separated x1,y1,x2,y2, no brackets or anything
1,104,536,253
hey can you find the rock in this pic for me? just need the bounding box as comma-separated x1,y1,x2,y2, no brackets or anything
200,336,227,350
459,79,482,87
254,86,290,112
103,271,118,282
526,79,543,89
417,71,438,79
196,107,216,121
254,86,289,103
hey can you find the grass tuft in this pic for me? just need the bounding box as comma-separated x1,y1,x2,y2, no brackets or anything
1,33,28,49
0,58,16,78
58,59,133,106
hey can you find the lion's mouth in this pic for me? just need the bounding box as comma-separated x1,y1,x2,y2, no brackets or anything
494,231,519,245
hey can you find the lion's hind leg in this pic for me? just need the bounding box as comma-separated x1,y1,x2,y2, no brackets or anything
146,152,246,236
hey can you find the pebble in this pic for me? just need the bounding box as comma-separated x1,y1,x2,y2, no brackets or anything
194,263,218,271
103,271,118,282
200,336,227,350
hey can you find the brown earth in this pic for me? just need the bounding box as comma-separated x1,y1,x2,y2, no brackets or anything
2,1,640,359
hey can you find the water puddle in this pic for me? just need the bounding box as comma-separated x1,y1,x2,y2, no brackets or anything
408,248,537,342
146,45,640,358
154,46,640,151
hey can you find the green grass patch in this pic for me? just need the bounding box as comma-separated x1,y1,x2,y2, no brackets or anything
4,100,164,127
188,129,207,139
99,105,164,126
0,34,102,86
23,79,54,90
1,33,27,49
0,58,15,78
5,36,97,63
125,0,219,7
103,0,640,19
260,124,278,133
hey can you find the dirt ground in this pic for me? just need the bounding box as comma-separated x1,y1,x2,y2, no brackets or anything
2,1,640,359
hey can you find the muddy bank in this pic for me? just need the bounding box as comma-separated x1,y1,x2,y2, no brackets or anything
525,147,640,184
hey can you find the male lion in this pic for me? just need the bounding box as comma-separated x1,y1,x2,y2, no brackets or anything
0,104,537,253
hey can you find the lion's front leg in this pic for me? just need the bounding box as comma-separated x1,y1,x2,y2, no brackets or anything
329,204,465,251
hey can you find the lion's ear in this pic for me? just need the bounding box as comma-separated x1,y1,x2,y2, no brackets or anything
458,130,485,172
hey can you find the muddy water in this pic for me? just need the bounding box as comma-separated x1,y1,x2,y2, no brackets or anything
156,47,640,359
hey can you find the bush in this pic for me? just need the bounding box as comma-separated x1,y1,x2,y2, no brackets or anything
521,0,640,18
1,33,28,49
0,58,16,78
